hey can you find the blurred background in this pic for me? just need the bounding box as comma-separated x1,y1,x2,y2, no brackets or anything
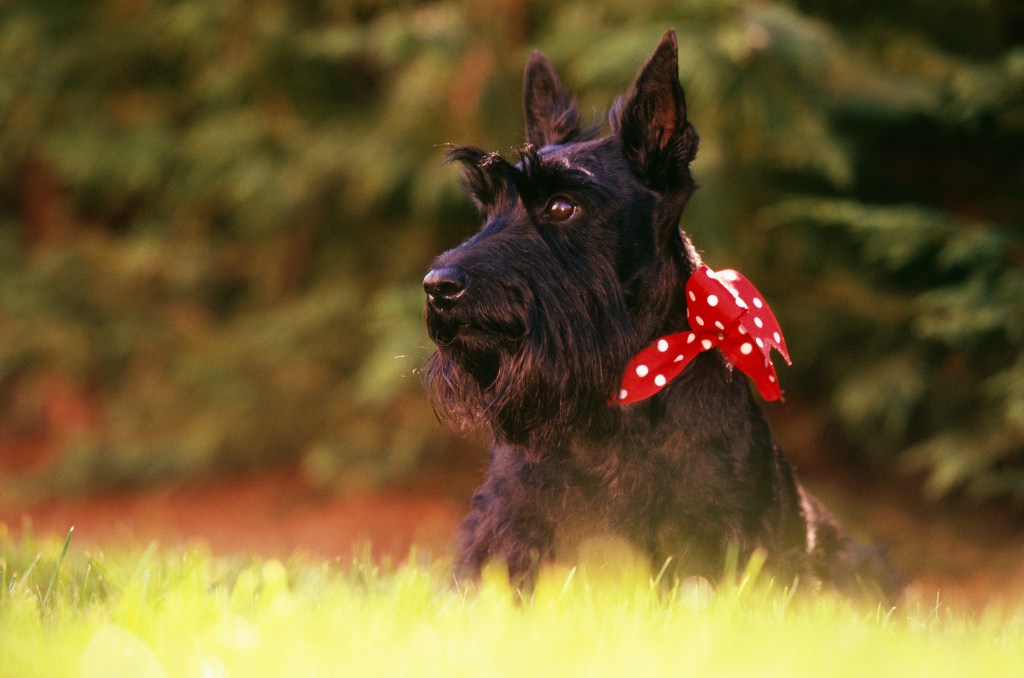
0,0,1022,585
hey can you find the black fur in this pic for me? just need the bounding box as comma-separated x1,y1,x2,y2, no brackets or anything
423,30,900,599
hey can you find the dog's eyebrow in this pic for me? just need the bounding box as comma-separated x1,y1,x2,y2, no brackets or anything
543,154,596,180
514,147,598,202
447,145,596,209
445,145,519,208
563,161,595,179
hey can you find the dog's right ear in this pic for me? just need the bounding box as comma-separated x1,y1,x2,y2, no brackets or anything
523,51,584,148
612,30,698,192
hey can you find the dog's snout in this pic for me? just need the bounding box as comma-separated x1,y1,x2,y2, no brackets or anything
423,266,468,309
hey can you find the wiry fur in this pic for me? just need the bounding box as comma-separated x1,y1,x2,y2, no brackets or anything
423,30,901,599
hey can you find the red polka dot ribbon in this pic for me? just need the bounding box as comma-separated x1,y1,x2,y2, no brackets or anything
616,265,790,404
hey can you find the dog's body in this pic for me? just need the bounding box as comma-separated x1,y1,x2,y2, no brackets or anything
423,30,898,598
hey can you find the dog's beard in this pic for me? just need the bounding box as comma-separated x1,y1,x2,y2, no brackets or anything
423,265,638,457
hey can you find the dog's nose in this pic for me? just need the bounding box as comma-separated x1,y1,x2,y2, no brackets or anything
423,266,468,309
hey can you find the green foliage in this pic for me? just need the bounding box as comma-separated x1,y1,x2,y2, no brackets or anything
762,198,1023,502
2,533,1024,677
0,1,1021,500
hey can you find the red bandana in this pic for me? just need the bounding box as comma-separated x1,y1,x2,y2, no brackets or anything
616,265,790,404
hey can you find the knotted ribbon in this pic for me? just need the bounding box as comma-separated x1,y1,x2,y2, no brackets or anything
616,265,790,404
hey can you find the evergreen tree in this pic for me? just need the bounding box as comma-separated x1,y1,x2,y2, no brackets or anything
0,0,1020,503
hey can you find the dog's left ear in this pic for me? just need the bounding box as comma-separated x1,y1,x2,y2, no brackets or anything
523,51,584,148
613,30,699,192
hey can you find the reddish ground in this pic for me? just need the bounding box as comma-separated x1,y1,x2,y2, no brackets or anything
0,473,467,564
2,464,1022,610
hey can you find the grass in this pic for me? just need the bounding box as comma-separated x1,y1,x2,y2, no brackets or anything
2,527,1023,677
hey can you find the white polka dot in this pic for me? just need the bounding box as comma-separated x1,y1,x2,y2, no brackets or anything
756,338,764,348
740,342,753,355
701,339,713,350
705,268,715,278
722,270,738,282
619,389,628,400
706,294,719,307
654,374,667,387
689,291,696,302
636,364,649,378
657,339,669,352
754,317,763,328
738,326,748,335
695,315,705,326
773,331,781,343
769,376,776,383
714,321,725,331
674,354,685,362
753,297,763,309
687,334,697,344
737,298,748,309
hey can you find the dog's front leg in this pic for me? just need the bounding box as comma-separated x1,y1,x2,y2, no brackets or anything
453,485,555,593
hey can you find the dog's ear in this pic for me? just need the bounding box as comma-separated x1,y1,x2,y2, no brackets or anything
523,51,584,148
612,29,698,192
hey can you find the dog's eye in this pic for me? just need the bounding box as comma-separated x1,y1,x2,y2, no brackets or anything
544,196,576,222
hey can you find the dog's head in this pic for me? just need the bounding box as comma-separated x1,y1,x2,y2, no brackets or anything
423,30,700,453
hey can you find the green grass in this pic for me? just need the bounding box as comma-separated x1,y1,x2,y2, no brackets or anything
2,528,1023,678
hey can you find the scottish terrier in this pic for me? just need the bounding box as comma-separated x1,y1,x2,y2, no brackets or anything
423,30,899,599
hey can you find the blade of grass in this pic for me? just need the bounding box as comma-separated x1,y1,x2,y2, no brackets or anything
559,566,578,599
42,526,74,609
17,554,42,593
650,556,674,590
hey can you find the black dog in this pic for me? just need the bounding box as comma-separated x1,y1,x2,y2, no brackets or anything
423,30,898,598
